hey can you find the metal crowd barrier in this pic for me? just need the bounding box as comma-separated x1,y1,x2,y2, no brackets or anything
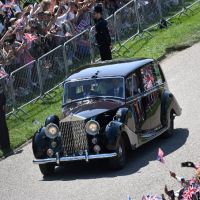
10,60,40,113
89,26,100,63
137,0,162,31
184,0,200,7
114,0,139,48
3,0,200,118
159,0,185,20
63,29,92,73
106,15,116,47
37,45,66,96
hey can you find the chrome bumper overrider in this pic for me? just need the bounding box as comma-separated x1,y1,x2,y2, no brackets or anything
33,152,117,165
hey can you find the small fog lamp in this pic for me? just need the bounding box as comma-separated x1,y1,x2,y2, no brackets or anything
47,149,54,157
51,141,57,148
93,145,101,153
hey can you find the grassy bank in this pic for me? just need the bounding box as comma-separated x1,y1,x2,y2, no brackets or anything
1,4,200,158
1,89,62,157
114,7,200,59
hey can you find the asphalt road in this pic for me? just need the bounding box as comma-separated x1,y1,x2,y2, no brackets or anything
1,43,200,200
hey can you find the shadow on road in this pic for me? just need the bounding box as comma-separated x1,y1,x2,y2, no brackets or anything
42,128,189,182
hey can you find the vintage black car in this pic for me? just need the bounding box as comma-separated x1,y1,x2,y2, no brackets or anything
32,58,182,176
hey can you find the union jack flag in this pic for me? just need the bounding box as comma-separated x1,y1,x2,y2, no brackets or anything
182,185,197,200
157,148,165,163
0,68,8,78
189,178,197,185
24,33,38,42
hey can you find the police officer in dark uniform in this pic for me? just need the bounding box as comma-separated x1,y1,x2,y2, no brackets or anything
94,4,112,61
0,85,10,151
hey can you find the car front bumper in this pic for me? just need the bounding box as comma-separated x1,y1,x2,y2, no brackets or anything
33,152,117,165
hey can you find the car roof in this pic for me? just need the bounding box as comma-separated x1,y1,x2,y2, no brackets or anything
66,58,154,81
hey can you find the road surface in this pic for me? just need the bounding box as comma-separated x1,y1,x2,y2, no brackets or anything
1,43,200,200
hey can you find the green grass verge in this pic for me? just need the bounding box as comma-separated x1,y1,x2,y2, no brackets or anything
1,4,200,157
113,5,200,59
0,88,63,157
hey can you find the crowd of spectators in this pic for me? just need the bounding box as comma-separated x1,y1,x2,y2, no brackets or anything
0,0,130,77
0,0,185,114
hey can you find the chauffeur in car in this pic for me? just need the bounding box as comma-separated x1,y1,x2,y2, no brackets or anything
32,58,182,176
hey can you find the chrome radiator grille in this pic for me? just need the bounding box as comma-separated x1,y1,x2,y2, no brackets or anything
60,120,88,155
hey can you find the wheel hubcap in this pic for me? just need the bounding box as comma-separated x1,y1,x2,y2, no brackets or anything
118,145,123,157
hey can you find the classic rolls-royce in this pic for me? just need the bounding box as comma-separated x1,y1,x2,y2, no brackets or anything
32,58,182,176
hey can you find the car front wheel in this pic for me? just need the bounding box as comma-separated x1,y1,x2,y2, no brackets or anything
109,136,126,170
39,163,55,176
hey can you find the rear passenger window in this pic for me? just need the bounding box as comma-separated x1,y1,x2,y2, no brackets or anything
140,65,155,91
153,63,165,84
126,72,141,98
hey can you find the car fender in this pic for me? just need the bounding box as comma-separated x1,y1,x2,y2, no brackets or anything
33,115,62,159
105,107,137,151
161,91,172,125
115,108,129,123
171,95,182,116
45,115,60,127
161,90,181,127
105,120,124,151
32,127,50,159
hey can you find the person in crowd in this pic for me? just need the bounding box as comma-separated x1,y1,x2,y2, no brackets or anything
164,162,200,200
104,0,119,16
93,4,112,61
0,85,10,151
56,1,78,27
0,0,129,75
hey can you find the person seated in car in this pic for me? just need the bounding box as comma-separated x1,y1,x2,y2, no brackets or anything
77,84,97,99
107,79,123,98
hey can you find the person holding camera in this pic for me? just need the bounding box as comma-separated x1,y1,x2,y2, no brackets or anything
0,86,10,151
93,4,112,61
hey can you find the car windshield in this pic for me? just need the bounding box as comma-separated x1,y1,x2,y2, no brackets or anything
63,77,124,104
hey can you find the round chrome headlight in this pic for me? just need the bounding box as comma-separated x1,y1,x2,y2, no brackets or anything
45,123,59,139
85,120,100,136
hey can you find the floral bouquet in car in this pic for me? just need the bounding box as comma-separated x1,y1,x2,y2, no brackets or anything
0,67,8,79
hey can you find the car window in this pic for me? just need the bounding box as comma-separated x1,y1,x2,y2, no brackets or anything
140,64,155,91
153,63,165,85
132,73,141,95
126,77,133,98
75,84,96,94
126,73,141,98
63,77,125,104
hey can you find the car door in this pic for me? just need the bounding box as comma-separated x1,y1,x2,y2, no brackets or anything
125,76,136,132
152,62,166,127
125,70,148,133
139,63,162,138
